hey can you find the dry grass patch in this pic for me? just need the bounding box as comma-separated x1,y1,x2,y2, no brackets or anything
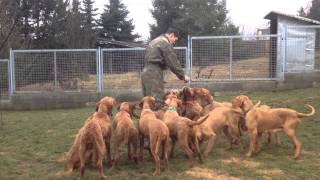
256,168,284,176
220,157,261,169
185,167,241,180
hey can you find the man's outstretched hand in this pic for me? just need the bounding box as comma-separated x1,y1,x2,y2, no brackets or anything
184,75,190,83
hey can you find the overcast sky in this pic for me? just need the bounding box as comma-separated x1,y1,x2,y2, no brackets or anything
94,0,312,40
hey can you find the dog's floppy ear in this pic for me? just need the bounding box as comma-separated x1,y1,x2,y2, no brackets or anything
232,97,243,108
139,98,144,108
95,102,100,112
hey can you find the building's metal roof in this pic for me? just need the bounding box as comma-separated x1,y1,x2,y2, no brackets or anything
264,11,320,25
96,38,146,48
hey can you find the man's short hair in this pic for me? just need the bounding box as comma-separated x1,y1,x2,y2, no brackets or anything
166,27,180,38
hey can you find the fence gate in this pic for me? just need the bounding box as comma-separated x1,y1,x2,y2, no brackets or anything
285,25,320,72
0,59,10,101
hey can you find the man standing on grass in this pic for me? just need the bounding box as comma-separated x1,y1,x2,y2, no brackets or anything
141,27,190,110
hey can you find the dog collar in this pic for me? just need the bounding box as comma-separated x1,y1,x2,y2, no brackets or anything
168,106,177,111
119,109,131,116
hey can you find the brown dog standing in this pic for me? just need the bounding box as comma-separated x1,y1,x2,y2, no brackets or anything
245,104,315,159
112,102,139,168
64,96,116,180
163,96,209,166
138,96,170,176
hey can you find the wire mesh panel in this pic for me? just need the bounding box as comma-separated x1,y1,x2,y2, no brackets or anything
102,47,187,92
0,59,9,100
286,25,320,72
12,49,97,92
190,34,282,81
55,50,97,91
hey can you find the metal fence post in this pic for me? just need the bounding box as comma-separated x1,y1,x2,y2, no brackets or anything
229,38,233,80
190,36,193,85
96,47,101,93
54,51,57,90
9,48,14,96
281,26,287,81
187,35,191,87
100,47,104,93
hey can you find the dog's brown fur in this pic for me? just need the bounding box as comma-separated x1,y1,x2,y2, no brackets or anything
163,97,209,166
63,96,115,180
232,97,282,146
201,101,232,116
194,106,244,157
179,87,203,121
112,102,139,169
245,104,315,159
138,96,170,176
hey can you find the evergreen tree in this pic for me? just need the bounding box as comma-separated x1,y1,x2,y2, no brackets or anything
66,0,85,48
99,0,139,42
81,0,98,47
307,0,320,21
149,0,182,40
49,0,69,48
0,0,20,57
150,0,238,45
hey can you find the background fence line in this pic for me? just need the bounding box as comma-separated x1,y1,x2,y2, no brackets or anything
0,27,319,101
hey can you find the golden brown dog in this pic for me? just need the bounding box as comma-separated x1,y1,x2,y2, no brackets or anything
63,96,116,180
201,101,232,116
138,96,170,176
232,96,281,146
111,102,139,169
163,96,209,166
245,104,315,159
194,106,244,157
191,87,214,107
179,87,203,121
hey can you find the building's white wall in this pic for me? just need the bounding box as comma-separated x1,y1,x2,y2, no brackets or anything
278,17,316,72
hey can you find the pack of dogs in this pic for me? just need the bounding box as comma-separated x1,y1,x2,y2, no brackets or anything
58,87,315,179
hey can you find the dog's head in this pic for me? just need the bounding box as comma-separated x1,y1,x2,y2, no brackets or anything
118,101,139,117
164,97,182,107
96,96,116,116
231,95,253,112
139,96,155,110
180,87,196,101
163,89,179,101
193,87,213,107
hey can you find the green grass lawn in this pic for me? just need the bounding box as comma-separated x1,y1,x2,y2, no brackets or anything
0,87,320,179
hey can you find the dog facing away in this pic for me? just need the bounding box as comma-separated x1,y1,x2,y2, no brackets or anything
163,96,209,166
112,102,139,169
62,96,115,180
138,96,170,176
245,104,315,159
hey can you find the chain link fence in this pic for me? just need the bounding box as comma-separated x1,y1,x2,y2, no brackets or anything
11,49,98,93
189,34,282,81
0,59,10,100
3,26,319,99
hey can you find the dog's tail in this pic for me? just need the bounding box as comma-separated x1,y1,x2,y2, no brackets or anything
185,114,209,126
297,104,315,118
253,100,261,108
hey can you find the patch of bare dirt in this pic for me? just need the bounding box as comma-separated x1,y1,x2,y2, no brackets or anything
185,167,241,180
220,157,260,168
